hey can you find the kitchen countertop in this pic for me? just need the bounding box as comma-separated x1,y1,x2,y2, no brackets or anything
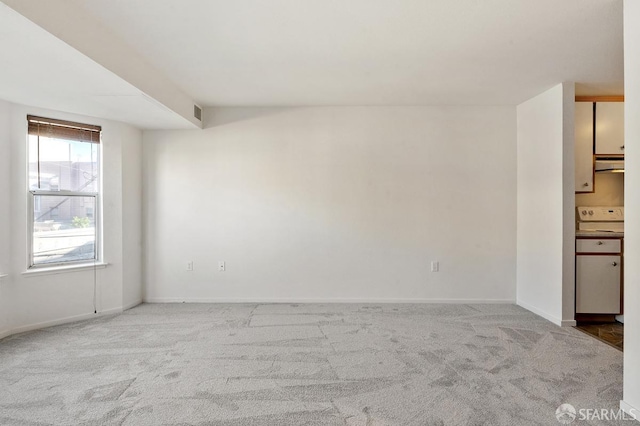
576,230,624,238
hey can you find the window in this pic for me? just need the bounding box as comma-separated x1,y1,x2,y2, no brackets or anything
27,115,101,268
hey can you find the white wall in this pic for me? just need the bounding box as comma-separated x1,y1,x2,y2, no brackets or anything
516,83,575,326
622,0,640,418
0,101,143,337
122,126,143,309
0,99,12,338
561,84,576,324
143,106,517,303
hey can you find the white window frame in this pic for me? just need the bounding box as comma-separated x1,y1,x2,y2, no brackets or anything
26,116,102,269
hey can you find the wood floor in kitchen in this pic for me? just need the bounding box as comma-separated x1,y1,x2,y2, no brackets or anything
575,322,624,351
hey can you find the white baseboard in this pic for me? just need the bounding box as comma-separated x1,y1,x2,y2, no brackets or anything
100,307,123,316
620,400,640,422
0,306,124,341
561,319,577,327
123,299,143,311
144,297,516,304
516,300,566,327
0,329,11,340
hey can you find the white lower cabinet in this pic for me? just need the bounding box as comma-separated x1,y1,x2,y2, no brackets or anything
576,254,621,314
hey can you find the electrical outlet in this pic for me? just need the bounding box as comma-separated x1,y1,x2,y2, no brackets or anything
218,261,225,272
186,261,193,271
430,261,439,272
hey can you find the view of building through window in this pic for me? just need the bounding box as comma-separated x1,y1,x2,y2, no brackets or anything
28,116,101,267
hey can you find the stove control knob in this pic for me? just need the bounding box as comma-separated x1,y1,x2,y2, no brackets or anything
581,210,587,216
588,210,594,216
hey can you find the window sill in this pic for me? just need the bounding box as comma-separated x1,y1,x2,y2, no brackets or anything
22,262,108,278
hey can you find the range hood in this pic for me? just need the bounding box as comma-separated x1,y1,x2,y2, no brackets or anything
595,157,624,173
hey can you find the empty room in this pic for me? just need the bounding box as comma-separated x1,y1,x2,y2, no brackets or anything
0,0,639,425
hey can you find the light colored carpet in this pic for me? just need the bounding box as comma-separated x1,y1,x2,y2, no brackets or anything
0,303,624,425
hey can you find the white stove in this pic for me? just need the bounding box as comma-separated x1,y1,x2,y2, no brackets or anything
577,206,624,233
576,206,624,322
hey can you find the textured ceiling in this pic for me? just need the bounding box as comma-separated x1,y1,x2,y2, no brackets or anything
72,0,623,106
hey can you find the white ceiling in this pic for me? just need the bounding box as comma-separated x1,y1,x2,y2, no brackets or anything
0,2,196,129
70,0,624,106
0,0,625,128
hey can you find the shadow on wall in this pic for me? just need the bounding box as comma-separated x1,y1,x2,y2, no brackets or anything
203,107,296,128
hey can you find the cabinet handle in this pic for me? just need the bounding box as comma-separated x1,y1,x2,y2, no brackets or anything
597,241,604,245
621,146,625,150
583,182,589,187
612,262,618,266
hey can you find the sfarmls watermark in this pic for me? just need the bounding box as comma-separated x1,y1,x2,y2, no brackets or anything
556,403,638,424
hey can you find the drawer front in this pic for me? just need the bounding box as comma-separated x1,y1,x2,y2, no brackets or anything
576,239,621,253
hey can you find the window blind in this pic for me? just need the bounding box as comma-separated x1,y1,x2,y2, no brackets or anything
27,115,101,143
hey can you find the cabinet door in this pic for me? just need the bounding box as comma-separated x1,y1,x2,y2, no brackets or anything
575,102,594,192
595,102,624,155
576,255,621,314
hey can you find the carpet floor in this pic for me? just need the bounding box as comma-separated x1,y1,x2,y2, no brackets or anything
0,303,624,425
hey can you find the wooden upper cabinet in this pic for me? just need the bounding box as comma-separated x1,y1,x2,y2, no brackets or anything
595,102,624,155
575,102,594,193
